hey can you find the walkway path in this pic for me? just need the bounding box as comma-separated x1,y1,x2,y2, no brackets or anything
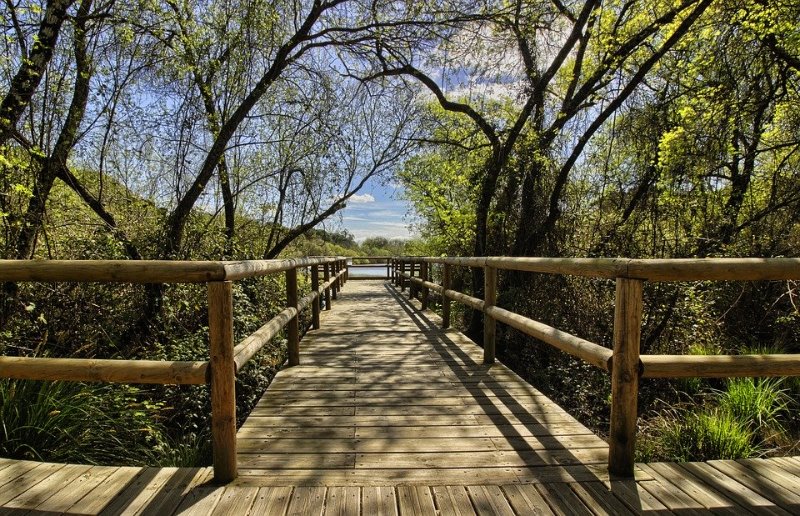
1,280,799,514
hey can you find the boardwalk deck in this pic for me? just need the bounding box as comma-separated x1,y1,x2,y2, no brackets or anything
236,280,612,486
1,280,799,514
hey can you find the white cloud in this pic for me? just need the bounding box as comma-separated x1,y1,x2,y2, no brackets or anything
349,193,375,204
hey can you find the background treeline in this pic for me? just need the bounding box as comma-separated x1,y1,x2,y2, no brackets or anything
1,0,798,465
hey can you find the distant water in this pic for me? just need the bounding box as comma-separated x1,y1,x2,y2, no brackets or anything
348,265,389,278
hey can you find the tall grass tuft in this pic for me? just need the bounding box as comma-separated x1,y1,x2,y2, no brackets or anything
0,379,171,465
718,378,790,438
654,408,758,462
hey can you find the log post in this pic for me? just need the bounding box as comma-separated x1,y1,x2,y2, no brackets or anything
409,260,417,299
208,281,237,483
483,266,497,364
286,266,299,366
442,264,452,329
609,277,643,477
331,261,338,300
421,261,429,310
311,264,320,330
323,263,332,310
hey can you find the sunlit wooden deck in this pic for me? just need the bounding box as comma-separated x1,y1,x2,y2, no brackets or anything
2,280,800,514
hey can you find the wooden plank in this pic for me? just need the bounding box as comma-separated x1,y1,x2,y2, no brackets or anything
238,453,355,469
678,462,789,515
137,468,212,516
211,486,259,515
646,462,742,514
709,459,800,510
238,438,356,453
353,423,594,439
502,484,554,515
0,460,39,490
249,486,294,515
323,486,360,515
362,486,398,516
534,483,588,516
396,486,436,514
287,487,326,515
0,462,65,505
432,486,475,516
354,450,606,469
2,463,91,511
36,465,121,514
635,464,707,514
98,466,183,515
570,481,635,516
603,480,669,513
172,485,225,515
66,466,144,514
467,485,514,516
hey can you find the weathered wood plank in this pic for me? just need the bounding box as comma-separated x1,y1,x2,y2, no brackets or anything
323,486,360,515
286,486,326,516
396,486,436,514
248,486,294,516
361,486,398,516
501,484,554,515
432,486,475,516
210,486,259,515
467,485,515,516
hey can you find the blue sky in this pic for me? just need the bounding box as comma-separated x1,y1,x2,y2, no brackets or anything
338,178,417,242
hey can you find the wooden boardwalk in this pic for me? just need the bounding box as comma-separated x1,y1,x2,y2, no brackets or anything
1,280,800,514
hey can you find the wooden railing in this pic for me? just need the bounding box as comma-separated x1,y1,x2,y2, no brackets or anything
348,255,392,280
392,256,800,477
0,257,349,483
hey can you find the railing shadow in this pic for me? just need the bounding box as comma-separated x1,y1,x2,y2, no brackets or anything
382,281,654,513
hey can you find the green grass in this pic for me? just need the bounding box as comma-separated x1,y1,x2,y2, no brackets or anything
655,409,759,462
0,379,195,465
718,378,790,438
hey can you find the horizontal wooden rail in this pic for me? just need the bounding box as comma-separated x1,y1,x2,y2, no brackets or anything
0,257,345,283
0,356,208,384
486,306,613,371
0,256,348,484
416,256,800,282
233,307,297,372
405,273,611,370
393,254,800,478
641,354,800,378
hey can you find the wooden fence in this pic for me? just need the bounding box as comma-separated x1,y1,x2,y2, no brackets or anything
348,255,392,280
0,257,349,483
392,256,800,477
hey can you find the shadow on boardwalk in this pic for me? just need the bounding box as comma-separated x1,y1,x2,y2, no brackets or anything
1,280,799,513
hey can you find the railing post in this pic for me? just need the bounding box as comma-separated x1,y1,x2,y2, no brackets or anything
442,264,452,329
311,264,320,330
409,260,417,299
208,281,237,483
386,259,390,280
286,265,299,366
331,261,338,300
609,277,643,477
483,265,497,364
421,261,429,310
400,260,406,291
324,263,332,310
